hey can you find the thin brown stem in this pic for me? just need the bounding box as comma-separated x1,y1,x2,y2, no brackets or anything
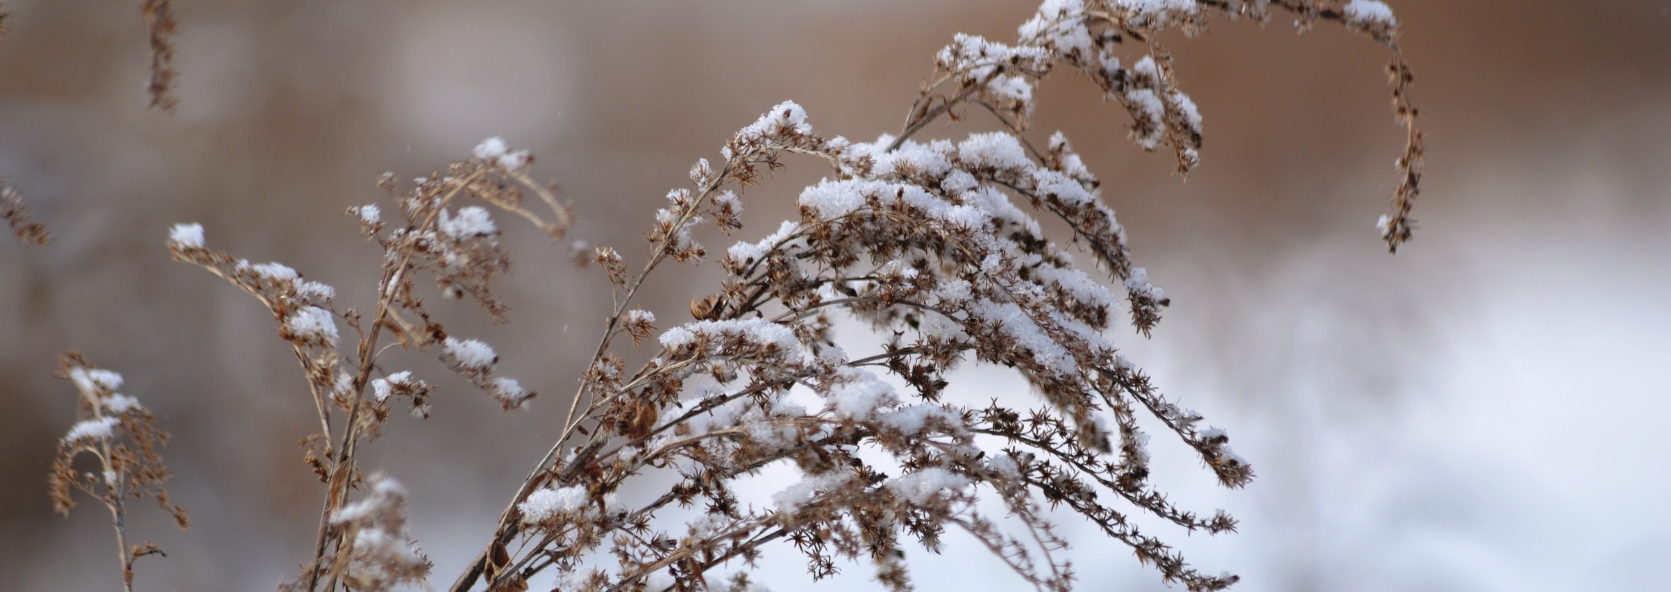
108,474,133,592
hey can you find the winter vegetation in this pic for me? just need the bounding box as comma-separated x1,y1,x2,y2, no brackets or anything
20,1,1425,591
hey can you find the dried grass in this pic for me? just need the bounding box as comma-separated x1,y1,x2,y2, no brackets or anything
38,1,1423,591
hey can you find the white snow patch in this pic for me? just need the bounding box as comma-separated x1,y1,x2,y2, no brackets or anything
168,223,205,249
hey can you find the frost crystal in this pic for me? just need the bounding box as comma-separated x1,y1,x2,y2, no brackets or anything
986,455,1021,479
64,416,119,442
324,473,431,588
712,191,740,213
168,222,205,249
1172,90,1202,130
726,220,798,266
958,132,1032,171
473,137,508,161
659,318,806,362
440,206,497,240
987,74,1034,105
69,367,125,393
496,150,530,171
490,377,532,410
331,372,355,403
738,100,812,140
1124,267,1166,302
333,476,408,524
825,369,898,421
371,371,414,402
286,306,339,345
969,299,1078,377
356,204,381,225
103,394,142,414
1343,0,1396,26
1112,0,1199,19
246,262,299,282
887,468,971,505
879,404,958,436
772,471,853,513
519,486,588,524
443,337,497,370
1126,89,1166,149
296,280,336,303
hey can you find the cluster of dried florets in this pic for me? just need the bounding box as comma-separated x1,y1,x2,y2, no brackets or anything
441,3,1416,592
464,110,1240,592
310,474,432,592
928,0,1422,251
167,136,571,591
2,181,49,246
139,0,179,111
49,352,188,592
1,0,177,109
52,1,1419,591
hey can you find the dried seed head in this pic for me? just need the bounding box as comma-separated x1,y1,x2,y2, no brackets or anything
2,184,49,246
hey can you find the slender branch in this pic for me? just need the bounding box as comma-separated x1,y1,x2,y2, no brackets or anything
107,462,134,592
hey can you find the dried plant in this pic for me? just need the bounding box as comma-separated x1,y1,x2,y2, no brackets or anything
54,1,1425,591
165,134,575,591
0,12,50,250
0,0,178,111
3,180,50,246
140,0,180,112
49,352,190,592
0,8,48,246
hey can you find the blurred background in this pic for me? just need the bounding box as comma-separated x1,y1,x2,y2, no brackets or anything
2,1,1668,590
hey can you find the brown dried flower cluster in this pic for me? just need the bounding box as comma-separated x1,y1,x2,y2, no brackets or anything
2,180,49,246
49,352,189,592
167,141,571,591
140,0,179,112
49,1,1422,591
0,0,177,111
